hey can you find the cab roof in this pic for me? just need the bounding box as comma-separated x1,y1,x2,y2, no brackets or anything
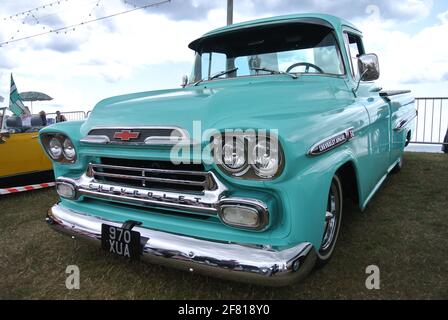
189,13,360,50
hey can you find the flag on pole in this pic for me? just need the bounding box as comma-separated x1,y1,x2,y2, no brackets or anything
9,74,29,116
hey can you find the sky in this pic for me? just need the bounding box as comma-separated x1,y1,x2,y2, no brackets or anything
0,0,447,113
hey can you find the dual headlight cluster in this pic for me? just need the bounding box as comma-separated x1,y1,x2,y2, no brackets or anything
41,133,77,163
212,132,284,180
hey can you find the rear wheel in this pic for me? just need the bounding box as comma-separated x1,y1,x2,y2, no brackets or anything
316,174,343,267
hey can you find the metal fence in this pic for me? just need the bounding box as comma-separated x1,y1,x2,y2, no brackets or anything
412,98,448,145
46,111,88,124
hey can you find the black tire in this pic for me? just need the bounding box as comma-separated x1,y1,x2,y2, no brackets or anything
315,174,343,268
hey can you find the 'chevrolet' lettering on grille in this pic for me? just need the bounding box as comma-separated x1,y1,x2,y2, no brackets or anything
88,183,203,203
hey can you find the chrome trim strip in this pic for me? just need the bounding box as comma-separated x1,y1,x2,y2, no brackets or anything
379,90,412,97
361,157,402,211
80,135,110,144
90,163,210,177
47,203,316,286
307,127,354,157
81,126,190,146
91,171,207,187
87,125,189,133
361,171,388,211
144,136,183,145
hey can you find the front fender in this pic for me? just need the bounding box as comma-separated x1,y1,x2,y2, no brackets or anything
279,145,360,249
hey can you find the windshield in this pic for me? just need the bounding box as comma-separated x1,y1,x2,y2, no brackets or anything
189,22,345,84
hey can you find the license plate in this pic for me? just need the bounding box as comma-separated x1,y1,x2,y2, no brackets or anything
101,224,142,260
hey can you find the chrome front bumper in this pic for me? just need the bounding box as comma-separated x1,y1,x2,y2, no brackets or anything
47,203,316,286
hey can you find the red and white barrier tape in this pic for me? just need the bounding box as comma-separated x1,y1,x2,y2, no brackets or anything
0,182,55,195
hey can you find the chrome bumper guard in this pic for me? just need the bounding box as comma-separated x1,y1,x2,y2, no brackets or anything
47,203,316,286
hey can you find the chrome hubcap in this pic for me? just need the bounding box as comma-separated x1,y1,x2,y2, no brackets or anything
321,192,337,251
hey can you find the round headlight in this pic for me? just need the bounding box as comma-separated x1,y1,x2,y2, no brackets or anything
221,137,247,172
63,138,76,161
251,139,281,178
49,137,63,159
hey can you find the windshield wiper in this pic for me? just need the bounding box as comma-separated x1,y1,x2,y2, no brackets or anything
251,67,298,79
210,67,238,80
194,67,239,86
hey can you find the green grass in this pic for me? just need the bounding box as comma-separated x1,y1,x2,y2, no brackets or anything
0,153,447,299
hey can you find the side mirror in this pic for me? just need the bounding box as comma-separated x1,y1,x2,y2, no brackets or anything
358,53,380,81
181,75,188,88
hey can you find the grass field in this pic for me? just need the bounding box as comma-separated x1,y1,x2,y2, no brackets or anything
0,152,447,299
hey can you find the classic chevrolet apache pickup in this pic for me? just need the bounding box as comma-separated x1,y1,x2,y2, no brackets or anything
40,13,416,286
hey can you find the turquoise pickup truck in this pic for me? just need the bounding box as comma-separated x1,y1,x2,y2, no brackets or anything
40,13,416,286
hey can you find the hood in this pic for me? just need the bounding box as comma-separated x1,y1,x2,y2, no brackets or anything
81,76,354,141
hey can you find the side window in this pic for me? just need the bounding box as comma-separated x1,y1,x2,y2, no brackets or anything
344,32,365,79
201,52,227,79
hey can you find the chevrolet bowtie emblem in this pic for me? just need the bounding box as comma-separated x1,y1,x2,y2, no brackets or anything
113,130,140,141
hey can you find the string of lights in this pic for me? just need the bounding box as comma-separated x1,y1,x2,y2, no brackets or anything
0,0,170,47
3,0,72,21
88,0,103,17
2,0,106,44
17,0,104,25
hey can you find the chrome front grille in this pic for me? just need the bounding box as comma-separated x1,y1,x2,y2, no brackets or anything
70,158,227,216
89,158,215,194
56,157,272,221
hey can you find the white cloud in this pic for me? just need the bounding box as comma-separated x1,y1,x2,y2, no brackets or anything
0,0,228,110
0,0,447,113
438,9,448,23
385,0,433,21
356,10,448,90
126,0,435,22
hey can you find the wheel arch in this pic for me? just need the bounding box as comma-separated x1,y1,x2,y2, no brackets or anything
335,160,361,209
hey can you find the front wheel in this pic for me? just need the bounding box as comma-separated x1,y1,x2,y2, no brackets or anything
316,174,343,267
